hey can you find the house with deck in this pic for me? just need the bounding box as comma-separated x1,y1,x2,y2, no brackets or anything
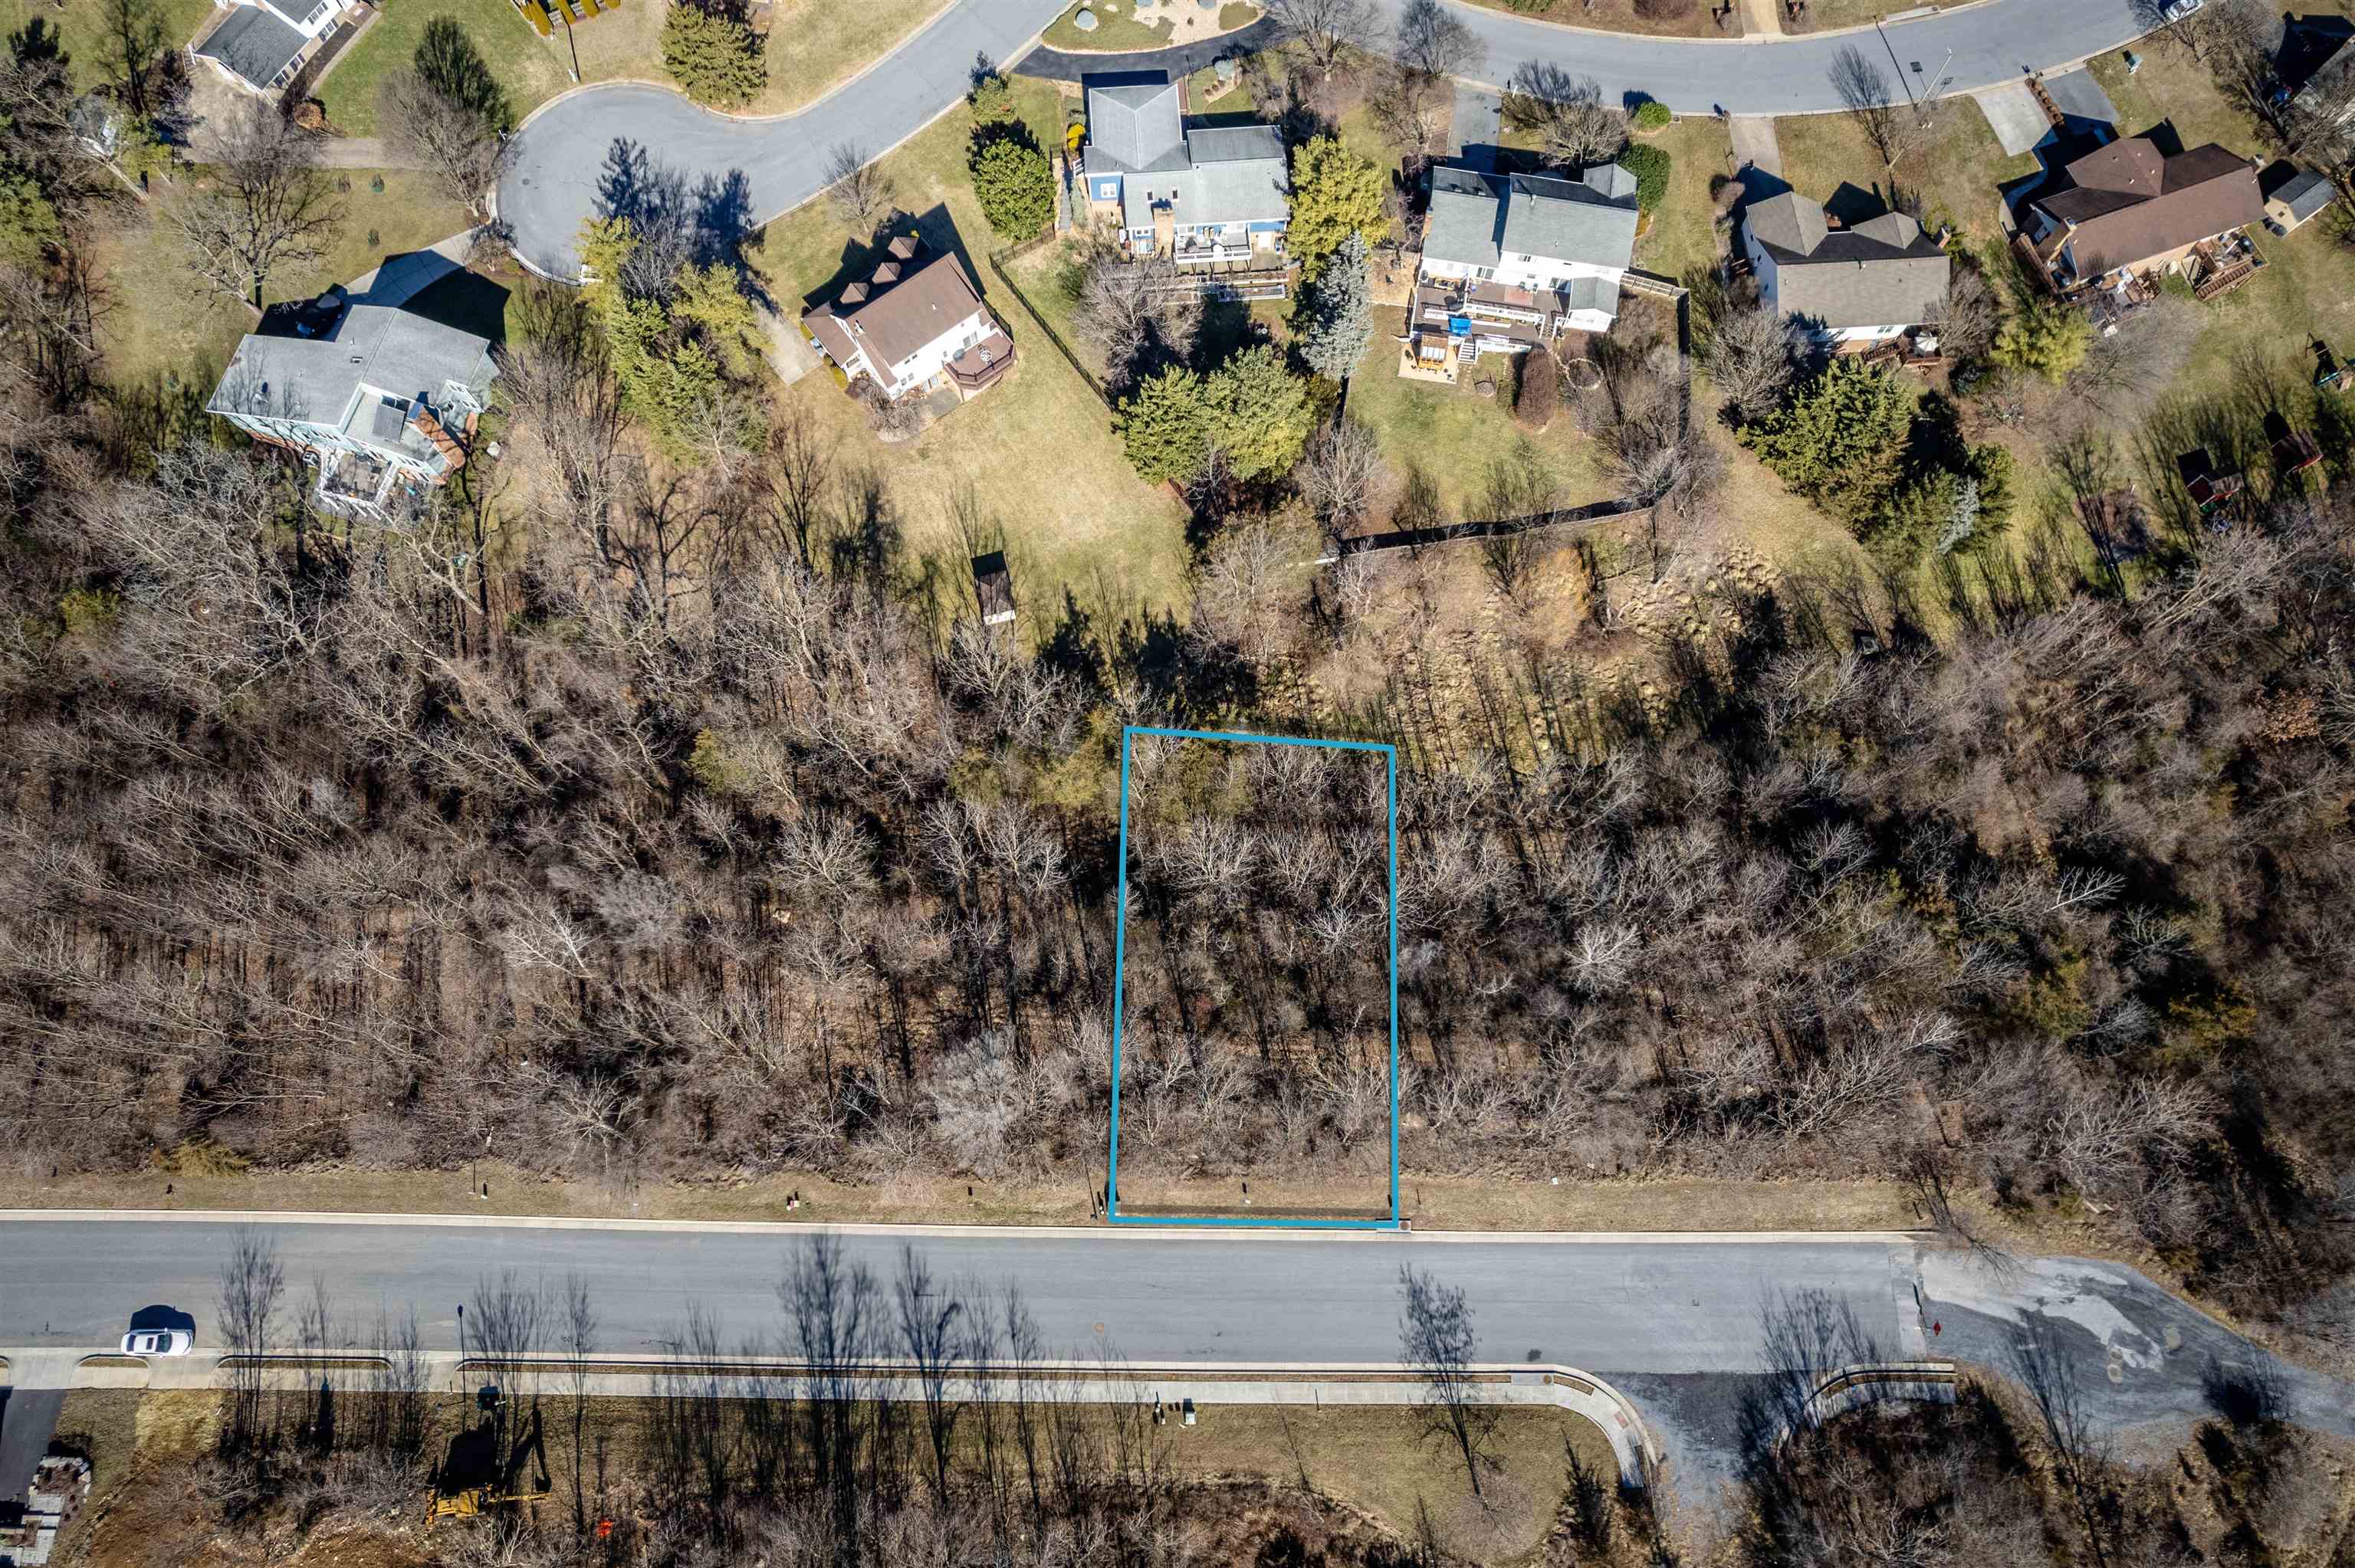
206,290,494,519
1405,164,1638,373
803,235,1015,405
2018,136,2266,301
1741,192,1951,349
191,0,351,95
1082,74,1289,271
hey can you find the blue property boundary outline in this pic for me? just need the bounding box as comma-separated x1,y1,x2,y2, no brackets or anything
1106,725,1401,1230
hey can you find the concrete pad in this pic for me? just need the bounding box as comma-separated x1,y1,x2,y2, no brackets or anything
1972,80,2049,158
1453,85,1501,171
2041,67,2119,130
759,303,820,387
1729,114,1784,181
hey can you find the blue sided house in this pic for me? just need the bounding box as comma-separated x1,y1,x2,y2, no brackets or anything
1082,73,1289,271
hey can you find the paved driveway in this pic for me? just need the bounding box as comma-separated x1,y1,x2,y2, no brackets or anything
498,0,2149,276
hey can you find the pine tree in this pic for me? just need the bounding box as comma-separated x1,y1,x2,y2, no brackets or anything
1286,136,1387,278
1118,367,1214,484
1935,474,1980,556
1299,232,1373,381
660,4,766,108
1208,344,1314,479
969,132,1053,240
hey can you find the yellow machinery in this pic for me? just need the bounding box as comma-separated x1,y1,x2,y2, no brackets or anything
422,1383,550,1529
425,1479,552,1527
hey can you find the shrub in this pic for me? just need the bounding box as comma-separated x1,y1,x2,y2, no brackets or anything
1514,353,1560,430
1632,100,1671,132
1618,142,1670,213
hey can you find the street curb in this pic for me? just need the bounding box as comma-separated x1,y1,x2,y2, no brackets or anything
0,1209,1928,1243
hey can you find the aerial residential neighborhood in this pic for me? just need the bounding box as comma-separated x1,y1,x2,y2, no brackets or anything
7,0,2355,1563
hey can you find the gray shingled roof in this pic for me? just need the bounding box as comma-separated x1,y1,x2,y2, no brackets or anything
209,303,494,428
1424,166,1503,269
1497,172,1638,271
193,5,306,90
2275,169,2335,224
1082,77,1187,175
1746,193,1950,331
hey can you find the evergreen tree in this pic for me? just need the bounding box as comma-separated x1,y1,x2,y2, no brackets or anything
1738,357,1915,520
414,17,510,133
1994,297,2094,382
1208,343,1315,479
1118,366,1214,484
969,131,1053,240
1299,232,1373,381
1286,136,1386,278
1935,474,1980,556
661,4,766,109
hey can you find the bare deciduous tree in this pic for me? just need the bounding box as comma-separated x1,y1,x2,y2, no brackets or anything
1831,44,1920,172
1299,418,1391,539
825,142,898,235
169,100,345,309
376,67,508,218
1398,1263,1498,1497
1264,0,1381,80
1503,63,1628,167
218,1228,285,1452
1395,0,1479,80
1699,300,1802,423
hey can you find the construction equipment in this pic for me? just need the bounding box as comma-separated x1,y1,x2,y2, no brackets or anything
422,1386,551,1529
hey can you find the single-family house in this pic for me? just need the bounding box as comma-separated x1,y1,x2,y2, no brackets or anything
191,0,351,95
2021,136,2265,293
207,290,495,518
1741,193,1951,347
804,235,1015,403
1407,164,1639,365
1082,74,1289,268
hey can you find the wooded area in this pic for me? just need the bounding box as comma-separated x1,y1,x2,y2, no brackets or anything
5,374,2355,1339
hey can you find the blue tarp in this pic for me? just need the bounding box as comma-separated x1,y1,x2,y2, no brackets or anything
1448,314,1471,336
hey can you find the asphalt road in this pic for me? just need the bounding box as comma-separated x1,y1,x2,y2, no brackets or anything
7,1216,2353,1514
495,0,2149,276
0,1220,1913,1371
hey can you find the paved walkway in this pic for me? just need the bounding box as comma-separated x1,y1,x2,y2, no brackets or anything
498,0,2147,280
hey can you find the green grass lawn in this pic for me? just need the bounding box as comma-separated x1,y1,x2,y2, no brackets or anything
1633,116,1735,283
314,0,570,135
0,0,213,94
1774,96,2034,249
93,169,476,385
750,78,1194,635
1344,307,1614,523
1792,0,1913,28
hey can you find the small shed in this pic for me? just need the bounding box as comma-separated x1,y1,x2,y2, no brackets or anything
2265,169,2337,234
972,551,1017,625
2176,448,2245,517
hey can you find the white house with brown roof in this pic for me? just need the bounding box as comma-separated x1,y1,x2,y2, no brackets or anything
1742,193,1951,346
804,235,1014,404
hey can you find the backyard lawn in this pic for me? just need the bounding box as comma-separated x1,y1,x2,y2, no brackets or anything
90,170,475,385
0,0,212,92
749,79,1195,631
313,0,570,134
1344,307,1616,525
1042,0,1260,51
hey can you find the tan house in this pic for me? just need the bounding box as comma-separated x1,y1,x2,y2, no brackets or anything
804,235,1015,403
2021,136,2265,294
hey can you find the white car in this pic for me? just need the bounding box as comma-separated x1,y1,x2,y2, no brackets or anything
120,1328,193,1356
2162,0,2204,19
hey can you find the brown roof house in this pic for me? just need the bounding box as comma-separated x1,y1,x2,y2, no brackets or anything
804,234,1015,405
1741,193,1950,347
2022,137,2264,292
